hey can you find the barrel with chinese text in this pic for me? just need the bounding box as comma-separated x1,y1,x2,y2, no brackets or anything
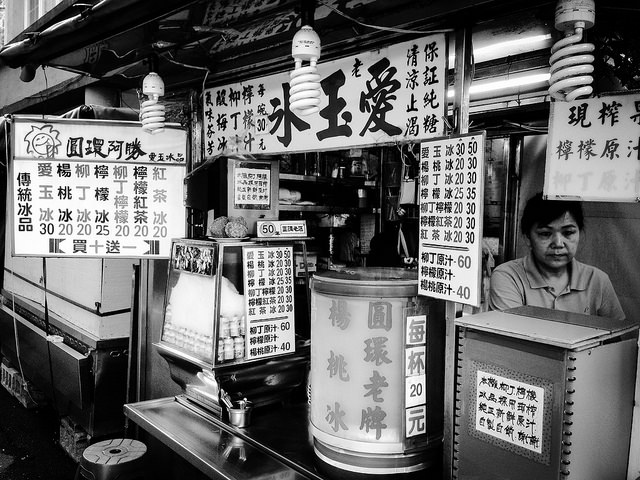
310,268,444,475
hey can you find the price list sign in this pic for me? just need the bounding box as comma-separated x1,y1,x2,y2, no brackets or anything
242,245,296,360
9,117,187,258
418,133,485,306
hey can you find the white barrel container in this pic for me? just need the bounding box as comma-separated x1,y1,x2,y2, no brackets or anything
310,267,444,476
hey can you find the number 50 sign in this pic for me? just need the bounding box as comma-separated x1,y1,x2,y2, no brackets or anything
418,132,485,307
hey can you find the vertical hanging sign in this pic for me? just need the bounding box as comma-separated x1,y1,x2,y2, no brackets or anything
405,313,428,438
418,133,485,307
242,244,295,360
10,117,187,258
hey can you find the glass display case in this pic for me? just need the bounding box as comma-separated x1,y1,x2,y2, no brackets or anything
156,238,309,413
159,237,301,367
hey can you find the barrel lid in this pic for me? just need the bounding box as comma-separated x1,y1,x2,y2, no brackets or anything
311,267,417,297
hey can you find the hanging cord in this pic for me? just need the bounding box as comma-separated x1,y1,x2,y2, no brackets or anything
41,258,60,411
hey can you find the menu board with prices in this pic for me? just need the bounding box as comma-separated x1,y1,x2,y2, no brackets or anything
203,33,447,155
418,132,485,307
545,92,640,201
10,117,187,258
242,245,295,360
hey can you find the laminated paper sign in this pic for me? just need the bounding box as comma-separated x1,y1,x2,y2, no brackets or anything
10,117,187,258
242,245,295,360
418,132,485,307
545,92,640,201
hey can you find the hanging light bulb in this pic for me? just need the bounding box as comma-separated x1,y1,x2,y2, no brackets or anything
548,0,596,101
140,72,166,134
289,25,322,116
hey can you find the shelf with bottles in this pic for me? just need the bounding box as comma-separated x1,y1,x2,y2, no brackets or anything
278,148,381,214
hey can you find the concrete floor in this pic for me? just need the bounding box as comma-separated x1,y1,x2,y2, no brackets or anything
0,383,78,480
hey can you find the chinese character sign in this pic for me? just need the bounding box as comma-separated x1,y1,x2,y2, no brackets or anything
10,117,187,258
418,133,485,306
405,314,427,438
234,166,271,208
242,245,295,360
475,371,545,454
203,34,447,155
545,93,640,201
310,292,414,446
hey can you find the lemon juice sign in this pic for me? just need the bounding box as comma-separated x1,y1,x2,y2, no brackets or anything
10,116,187,258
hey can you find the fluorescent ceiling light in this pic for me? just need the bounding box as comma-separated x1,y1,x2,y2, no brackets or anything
448,34,553,66
447,72,551,98
473,34,552,63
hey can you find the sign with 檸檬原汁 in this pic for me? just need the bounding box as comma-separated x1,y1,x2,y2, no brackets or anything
203,33,447,155
545,92,640,202
9,116,187,258
242,244,295,360
418,132,485,307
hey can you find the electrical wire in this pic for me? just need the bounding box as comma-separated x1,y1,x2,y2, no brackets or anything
103,47,140,60
161,52,210,72
317,0,453,35
41,258,61,412
502,120,548,133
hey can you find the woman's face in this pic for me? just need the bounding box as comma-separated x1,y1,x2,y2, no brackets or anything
526,212,580,273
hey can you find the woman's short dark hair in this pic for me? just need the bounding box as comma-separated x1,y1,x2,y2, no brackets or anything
520,192,584,236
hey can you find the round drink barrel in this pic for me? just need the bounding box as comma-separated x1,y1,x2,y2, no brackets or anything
309,267,444,475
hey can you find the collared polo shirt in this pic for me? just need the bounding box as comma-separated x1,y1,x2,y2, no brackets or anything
488,254,626,321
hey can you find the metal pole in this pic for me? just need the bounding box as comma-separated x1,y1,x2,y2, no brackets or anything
443,26,473,480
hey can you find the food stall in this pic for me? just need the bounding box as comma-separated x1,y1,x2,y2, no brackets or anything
0,1,639,479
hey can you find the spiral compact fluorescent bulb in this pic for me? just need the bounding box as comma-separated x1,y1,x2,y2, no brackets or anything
548,0,596,101
140,72,166,134
289,25,322,116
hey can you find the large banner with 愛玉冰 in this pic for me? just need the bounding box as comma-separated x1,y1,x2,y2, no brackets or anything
203,33,447,156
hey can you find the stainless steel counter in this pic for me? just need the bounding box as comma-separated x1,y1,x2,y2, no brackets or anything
125,396,443,479
124,396,325,480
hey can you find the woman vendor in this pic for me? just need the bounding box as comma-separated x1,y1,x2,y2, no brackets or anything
488,192,625,321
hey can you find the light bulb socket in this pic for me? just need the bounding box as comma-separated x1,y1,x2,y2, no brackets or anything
19,64,37,82
292,25,321,63
142,72,165,97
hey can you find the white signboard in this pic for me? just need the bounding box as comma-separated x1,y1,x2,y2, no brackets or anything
404,314,427,438
10,117,187,258
203,34,447,155
545,92,640,201
257,220,307,238
242,245,295,360
475,370,545,454
418,133,485,307
233,166,271,207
